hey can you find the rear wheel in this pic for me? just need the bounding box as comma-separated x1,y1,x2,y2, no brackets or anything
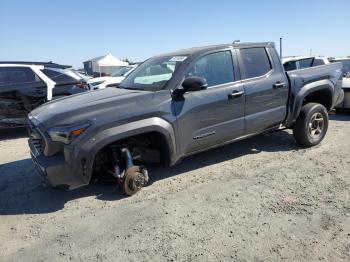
293,103,328,147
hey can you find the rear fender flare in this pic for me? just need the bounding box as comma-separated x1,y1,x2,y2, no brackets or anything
286,79,334,127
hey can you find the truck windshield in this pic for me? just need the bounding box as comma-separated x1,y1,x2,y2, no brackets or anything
112,66,133,77
119,55,187,90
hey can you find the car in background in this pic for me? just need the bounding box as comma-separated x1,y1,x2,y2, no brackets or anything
88,65,137,90
73,69,93,82
0,61,88,129
282,56,329,71
331,58,350,110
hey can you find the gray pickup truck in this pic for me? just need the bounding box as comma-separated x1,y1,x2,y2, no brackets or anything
27,42,344,195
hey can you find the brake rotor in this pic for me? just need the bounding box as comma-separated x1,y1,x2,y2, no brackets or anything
123,166,148,196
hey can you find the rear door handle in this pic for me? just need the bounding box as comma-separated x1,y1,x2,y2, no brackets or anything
273,82,286,89
228,90,244,99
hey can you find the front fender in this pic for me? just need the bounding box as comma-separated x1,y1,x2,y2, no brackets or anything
75,117,177,184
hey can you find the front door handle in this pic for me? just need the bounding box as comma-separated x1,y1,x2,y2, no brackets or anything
228,90,244,99
273,82,286,89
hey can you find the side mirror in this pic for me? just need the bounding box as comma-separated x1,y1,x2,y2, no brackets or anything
182,76,208,92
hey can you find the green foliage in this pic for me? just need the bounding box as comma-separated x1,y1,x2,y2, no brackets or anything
122,58,133,64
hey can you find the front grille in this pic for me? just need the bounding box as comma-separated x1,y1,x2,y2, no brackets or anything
27,119,45,154
31,138,44,153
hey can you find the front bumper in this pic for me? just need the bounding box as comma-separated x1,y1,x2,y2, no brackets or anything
29,140,85,190
27,118,88,190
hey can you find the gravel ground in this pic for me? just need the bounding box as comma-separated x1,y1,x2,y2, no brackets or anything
0,113,349,262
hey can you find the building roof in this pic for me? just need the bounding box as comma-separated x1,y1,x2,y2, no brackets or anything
84,53,128,67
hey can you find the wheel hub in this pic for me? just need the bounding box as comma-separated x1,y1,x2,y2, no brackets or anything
123,166,149,196
308,112,324,138
129,172,145,191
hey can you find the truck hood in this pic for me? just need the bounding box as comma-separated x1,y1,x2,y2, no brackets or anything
88,76,110,84
30,87,154,128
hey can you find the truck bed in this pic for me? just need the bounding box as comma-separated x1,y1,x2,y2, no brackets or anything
287,62,343,89
285,62,343,126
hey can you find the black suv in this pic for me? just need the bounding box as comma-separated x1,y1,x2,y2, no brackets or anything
0,62,87,128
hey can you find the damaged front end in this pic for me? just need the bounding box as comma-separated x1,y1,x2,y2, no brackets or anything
28,115,150,195
0,96,46,129
27,116,85,189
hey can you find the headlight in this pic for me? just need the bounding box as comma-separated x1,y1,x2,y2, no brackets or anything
48,122,90,144
90,80,105,86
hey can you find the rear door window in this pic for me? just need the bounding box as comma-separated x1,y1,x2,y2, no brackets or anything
298,58,313,69
0,67,42,86
312,59,325,66
41,68,80,85
239,48,272,79
284,61,297,71
186,51,235,87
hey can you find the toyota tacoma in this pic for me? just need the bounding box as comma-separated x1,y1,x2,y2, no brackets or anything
27,42,344,195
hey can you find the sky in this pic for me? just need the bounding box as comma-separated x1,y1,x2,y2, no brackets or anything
0,0,349,68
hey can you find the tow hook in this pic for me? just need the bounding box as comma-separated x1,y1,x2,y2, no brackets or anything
112,148,149,196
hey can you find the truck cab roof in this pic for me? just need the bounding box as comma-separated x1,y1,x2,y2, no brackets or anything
155,42,275,58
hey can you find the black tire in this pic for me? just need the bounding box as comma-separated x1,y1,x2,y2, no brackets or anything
293,103,329,147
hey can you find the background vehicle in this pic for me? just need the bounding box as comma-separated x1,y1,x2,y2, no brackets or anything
73,69,93,82
88,65,137,90
27,42,343,195
282,56,329,71
0,62,87,128
330,58,350,110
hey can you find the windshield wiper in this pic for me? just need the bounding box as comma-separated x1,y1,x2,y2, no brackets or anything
118,86,144,91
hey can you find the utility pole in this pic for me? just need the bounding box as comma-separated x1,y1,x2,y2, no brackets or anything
279,38,283,59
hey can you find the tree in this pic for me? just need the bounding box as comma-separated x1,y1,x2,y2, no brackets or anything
122,58,133,64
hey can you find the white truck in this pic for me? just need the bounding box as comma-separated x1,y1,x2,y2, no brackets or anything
331,58,350,110
88,65,137,90
282,56,330,71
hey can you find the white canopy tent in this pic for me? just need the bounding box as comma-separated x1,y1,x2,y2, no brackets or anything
84,53,129,76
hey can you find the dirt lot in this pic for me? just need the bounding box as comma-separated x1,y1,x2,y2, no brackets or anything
0,113,349,262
